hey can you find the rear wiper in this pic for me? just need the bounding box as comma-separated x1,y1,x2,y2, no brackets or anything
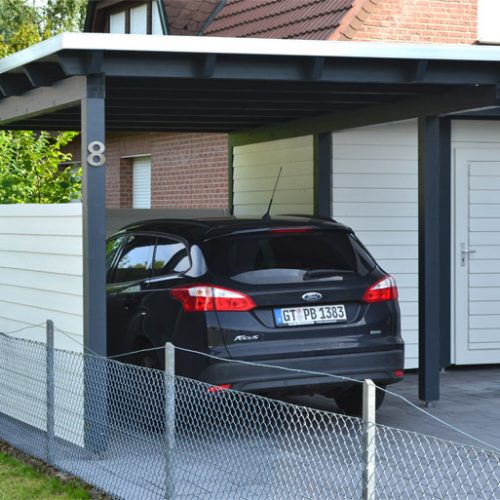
303,269,353,280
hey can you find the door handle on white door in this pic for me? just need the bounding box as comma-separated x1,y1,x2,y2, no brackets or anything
460,242,476,267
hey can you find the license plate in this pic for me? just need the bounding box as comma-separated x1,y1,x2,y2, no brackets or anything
274,304,347,327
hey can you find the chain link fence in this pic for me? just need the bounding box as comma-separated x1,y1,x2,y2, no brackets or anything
0,330,499,499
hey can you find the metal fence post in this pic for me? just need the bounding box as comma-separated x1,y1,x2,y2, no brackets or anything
46,320,55,466
362,379,376,500
165,342,176,499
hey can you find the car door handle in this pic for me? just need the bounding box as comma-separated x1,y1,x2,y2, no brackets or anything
460,242,476,267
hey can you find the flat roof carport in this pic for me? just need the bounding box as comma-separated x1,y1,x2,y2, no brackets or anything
1,33,500,404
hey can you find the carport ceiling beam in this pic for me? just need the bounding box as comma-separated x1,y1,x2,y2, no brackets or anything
0,74,32,97
231,84,500,146
0,75,86,124
23,62,65,87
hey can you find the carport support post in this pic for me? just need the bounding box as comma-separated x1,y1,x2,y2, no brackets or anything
81,74,107,451
418,117,441,403
314,132,332,217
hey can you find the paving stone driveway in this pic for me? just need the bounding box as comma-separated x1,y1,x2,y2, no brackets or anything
292,366,500,451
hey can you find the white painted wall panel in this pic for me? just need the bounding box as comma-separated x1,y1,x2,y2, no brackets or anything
0,204,84,445
233,136,313,217
333,188,417,203
450,120,500,143
332,120,419,369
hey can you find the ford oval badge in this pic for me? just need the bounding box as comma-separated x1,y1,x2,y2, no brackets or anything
302,292,323,302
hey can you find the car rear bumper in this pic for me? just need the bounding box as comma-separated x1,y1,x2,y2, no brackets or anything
201,347,404,395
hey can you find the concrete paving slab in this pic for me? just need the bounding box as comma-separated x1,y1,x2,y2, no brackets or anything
290,366,500,452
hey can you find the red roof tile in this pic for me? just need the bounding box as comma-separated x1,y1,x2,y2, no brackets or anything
202,0,356,40
164,0,221,36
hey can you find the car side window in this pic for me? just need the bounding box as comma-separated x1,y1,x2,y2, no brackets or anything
110,235,155,283
106,235,126,272
154,237,190,276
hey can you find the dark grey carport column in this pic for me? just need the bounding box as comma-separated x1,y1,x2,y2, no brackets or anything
418,116,446,404
81,74,107,451
81,73,106,357
314,133,332,217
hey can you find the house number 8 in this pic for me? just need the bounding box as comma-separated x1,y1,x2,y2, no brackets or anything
87,141,106,167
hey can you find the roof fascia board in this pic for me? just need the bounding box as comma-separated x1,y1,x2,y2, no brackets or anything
0,75,86,124
3,33,500,76
230,85,500,146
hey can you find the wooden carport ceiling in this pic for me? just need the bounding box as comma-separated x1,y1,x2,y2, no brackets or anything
8,79,459,132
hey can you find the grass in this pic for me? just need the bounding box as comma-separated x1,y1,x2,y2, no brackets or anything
0,451,91,500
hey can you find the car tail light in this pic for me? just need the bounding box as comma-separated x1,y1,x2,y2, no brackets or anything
362,276,398,303
208,384,232,393
170,285,256,312
394,370,404,378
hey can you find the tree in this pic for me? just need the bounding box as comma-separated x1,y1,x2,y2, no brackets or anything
0,0,86,203
0,131,81,204
0,0,87,53
44,0,87,33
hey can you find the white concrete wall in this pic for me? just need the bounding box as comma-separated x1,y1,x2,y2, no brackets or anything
332,120,419,369
233,135,314,216
0,203,84,444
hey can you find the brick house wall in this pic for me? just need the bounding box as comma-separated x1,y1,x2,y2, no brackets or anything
68,132,228,209
347,0,477,44
78,0,478,209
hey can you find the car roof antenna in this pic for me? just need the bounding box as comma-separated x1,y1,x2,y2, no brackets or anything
262,166,283,221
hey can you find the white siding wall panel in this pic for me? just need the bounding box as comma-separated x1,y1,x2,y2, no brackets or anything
0,204,84,444
233,136,314,216
332,120,418,369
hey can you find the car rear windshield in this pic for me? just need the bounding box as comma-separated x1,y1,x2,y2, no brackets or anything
202,229,376,284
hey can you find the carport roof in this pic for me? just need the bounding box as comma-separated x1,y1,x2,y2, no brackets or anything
1,32,500,132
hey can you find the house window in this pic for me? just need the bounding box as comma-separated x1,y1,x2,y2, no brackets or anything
152,2,163,35
109,10,126,34
478,0,500,43
130,4,148,35
108,1,164,35
132,156,151,208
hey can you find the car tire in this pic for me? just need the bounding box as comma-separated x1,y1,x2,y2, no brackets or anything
332,384,386,416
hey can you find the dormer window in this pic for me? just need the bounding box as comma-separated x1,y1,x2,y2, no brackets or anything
108,1,163,35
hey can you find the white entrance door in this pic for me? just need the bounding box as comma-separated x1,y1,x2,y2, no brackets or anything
454,149,500,364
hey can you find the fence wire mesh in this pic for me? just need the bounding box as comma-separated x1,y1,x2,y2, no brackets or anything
0,332,499,499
